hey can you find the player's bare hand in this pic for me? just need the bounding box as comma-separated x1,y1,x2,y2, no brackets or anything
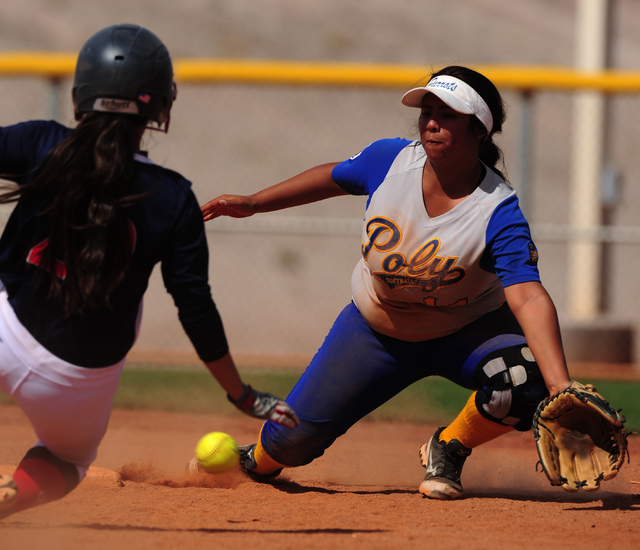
201,194,256,221
228,384,301,429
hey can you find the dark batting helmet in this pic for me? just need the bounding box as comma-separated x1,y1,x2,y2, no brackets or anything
72,24,176,131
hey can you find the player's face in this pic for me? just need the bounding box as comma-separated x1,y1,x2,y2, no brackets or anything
418,94,481,163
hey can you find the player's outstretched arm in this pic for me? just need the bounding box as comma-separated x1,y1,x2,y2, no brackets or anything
201,162,348,221
201,194,256,221
204,352,300,429
503,281,571,395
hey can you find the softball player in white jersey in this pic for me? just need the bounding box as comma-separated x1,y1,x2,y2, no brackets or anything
201,65,571,500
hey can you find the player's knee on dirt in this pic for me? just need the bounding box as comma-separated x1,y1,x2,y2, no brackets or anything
262,419,340,467
474,344,548,431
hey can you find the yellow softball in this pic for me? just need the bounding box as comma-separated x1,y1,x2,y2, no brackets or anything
195,431,239,473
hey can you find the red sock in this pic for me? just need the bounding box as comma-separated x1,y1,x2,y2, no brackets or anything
11,448,79,512
12,458,68,512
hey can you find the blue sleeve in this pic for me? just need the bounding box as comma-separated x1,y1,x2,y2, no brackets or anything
331,138,412,197
484,195,541,287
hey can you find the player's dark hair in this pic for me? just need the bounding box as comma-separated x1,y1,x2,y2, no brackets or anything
432,65,507,180
0,112,149,316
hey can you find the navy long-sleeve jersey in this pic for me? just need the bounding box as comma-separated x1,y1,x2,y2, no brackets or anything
0,120,228,367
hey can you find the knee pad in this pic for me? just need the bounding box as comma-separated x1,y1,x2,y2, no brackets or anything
474,344,548,431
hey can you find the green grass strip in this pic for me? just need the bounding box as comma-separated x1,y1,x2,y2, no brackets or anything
1,365,638,432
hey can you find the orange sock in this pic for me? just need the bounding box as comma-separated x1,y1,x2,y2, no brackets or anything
252,427,286,475
439,391,514,449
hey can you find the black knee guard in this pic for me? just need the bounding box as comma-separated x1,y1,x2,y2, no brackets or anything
474,344,549,431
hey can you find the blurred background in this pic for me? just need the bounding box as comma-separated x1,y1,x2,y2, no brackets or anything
1,0,639,370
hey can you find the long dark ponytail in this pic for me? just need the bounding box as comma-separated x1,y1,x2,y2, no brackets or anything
0,112,148,316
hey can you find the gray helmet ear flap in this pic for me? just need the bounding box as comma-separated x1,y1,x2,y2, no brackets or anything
72,24,175,131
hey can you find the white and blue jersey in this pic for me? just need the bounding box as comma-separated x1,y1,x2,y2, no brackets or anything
0,120,228,367
332,138,540,341
260,138,549,466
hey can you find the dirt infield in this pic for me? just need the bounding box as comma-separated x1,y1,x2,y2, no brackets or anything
1,402,639,550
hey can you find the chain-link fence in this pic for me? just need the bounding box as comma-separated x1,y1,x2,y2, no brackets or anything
1,69,639,367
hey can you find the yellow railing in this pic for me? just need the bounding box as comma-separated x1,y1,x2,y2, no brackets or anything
1,52,640,92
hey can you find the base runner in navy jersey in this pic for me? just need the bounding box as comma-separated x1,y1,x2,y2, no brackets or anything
0,24,298,519
200,66,573,500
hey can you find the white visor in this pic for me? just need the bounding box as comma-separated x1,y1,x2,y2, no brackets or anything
401,75,493,133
